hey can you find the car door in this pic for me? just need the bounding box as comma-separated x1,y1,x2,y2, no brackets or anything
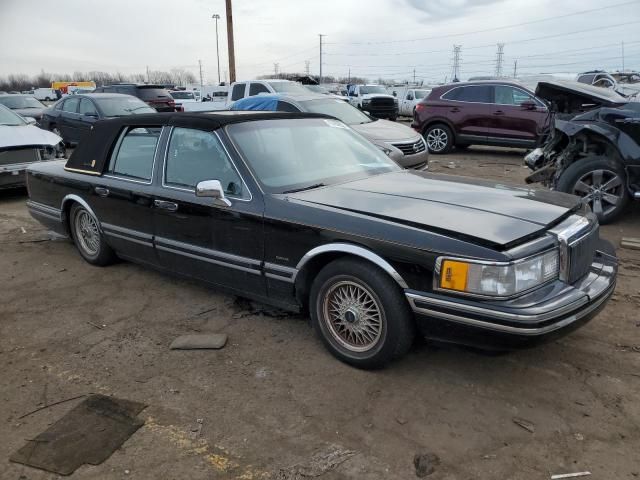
488,85,548,147
90,125,163,266
59,97,80,142
152,126,266,296
401,90,414,116
443,85,492,142
248,82,271,96
70,98,99,143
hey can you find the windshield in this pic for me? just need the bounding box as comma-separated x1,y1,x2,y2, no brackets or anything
305,85,328,94
300,99,372,125
267,81,309,94
170,91,195,99
0,104,26,125
227,118,400,193
0,96,45,109
136,87,171,99
95,97,156,116
360,86,387,95
414,90,430,99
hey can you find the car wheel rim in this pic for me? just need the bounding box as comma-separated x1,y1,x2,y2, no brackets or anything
572,169,624,217
75,210,100,256
426,128,448,152
322,280,383,353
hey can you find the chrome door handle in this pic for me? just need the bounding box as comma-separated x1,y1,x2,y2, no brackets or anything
450,107,460,113
94,187,109,197
494,110,505,115
154,199,179,212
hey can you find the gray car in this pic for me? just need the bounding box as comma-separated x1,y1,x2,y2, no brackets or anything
0,94,47,124
230,93,428,169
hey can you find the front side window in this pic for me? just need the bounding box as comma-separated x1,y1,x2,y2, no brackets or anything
276,101,300,112
62,97,80,113
494,86,535,105
79,98,98,115
249,83,270,96
165,128,247,198
227,118,400,194
109,127,161,181
231,84,245,101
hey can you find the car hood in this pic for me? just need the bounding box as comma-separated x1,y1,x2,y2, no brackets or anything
12,107,45,118
535,80,627,111
361,93,395,100
288,171,581,248
352,119,421,142
0,124,61,149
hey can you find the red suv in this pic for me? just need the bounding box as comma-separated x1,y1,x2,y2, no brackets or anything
412,81,550,154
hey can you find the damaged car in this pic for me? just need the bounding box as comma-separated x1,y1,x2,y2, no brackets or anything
0,104,64,189
525,80,638,223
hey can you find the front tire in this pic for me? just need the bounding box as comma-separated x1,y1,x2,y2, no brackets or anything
424,123,454,154
310,258,415,369
556,156,629,224
69,204,116,266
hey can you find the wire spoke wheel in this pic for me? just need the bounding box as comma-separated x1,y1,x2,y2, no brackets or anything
426,128,448,152
74,210,100,256
572,169,624,217
322,280,383,353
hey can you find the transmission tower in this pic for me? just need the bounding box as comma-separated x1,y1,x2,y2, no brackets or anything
451,45,461,82
305,60,310,75
495,43,505,78
273,63,279,76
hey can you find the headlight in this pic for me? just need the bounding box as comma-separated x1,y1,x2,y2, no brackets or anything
437,250,559,297
375,144,393,156
38,146,55,160
393,98,399,105
362,99,371,105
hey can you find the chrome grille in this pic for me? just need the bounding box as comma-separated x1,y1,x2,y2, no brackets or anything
0,148,39,167
370,97,395,107
391,138,426,156
568,225,599,283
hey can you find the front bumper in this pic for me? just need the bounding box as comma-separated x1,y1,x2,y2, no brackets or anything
405,240,617,350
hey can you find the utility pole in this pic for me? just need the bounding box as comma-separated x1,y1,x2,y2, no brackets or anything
495,43,505,78
319,34,325,85
305,60,310,75
146,65,149,83
225,0,236,83
413,68,416,84
212,14,221,84
452,45,461,82
348,67,351,83
273,63,279,76
622,41,625,71
198,59,203,88
513,59,518,78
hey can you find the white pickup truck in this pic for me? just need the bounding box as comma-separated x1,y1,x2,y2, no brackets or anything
388,86,432,117
346,84,398,120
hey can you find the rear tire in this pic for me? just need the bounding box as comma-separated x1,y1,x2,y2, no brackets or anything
309,258,415,369
424,123,454,154
556,156,629,224
69,204,116,266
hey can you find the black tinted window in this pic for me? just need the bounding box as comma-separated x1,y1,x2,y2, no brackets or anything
110,127,161,181
136,87,170,99
443,85,492,102
62,97,80,113
164,128,246,198
249,83,270,96
231,84,245,101
276,101,299,112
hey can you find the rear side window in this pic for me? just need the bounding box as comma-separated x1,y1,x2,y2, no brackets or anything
136,87,171,99
231,84,245,101
276,101,299,112
109,127,161,181
249,83,270,96
443,85,492,103
62,97,80,113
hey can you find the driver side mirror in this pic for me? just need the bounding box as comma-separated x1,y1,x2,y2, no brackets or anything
407,95,413,101
196,179,232,207
521,100,536,110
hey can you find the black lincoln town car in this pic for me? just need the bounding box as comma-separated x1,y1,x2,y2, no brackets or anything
25,112,617,368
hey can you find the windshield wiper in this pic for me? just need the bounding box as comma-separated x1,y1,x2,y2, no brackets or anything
282,183,326,194
124,106,152,112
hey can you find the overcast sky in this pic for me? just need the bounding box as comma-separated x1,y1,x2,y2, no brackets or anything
1,0,639,84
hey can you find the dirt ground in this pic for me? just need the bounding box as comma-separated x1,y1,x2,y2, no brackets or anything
1,147,639,480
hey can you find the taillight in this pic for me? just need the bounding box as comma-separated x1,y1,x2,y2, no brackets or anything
168,100,175,106
415,103,426,113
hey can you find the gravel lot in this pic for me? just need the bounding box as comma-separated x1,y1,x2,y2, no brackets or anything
1,146,639,480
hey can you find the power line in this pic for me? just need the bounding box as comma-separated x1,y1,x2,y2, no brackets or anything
324,0,640,45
